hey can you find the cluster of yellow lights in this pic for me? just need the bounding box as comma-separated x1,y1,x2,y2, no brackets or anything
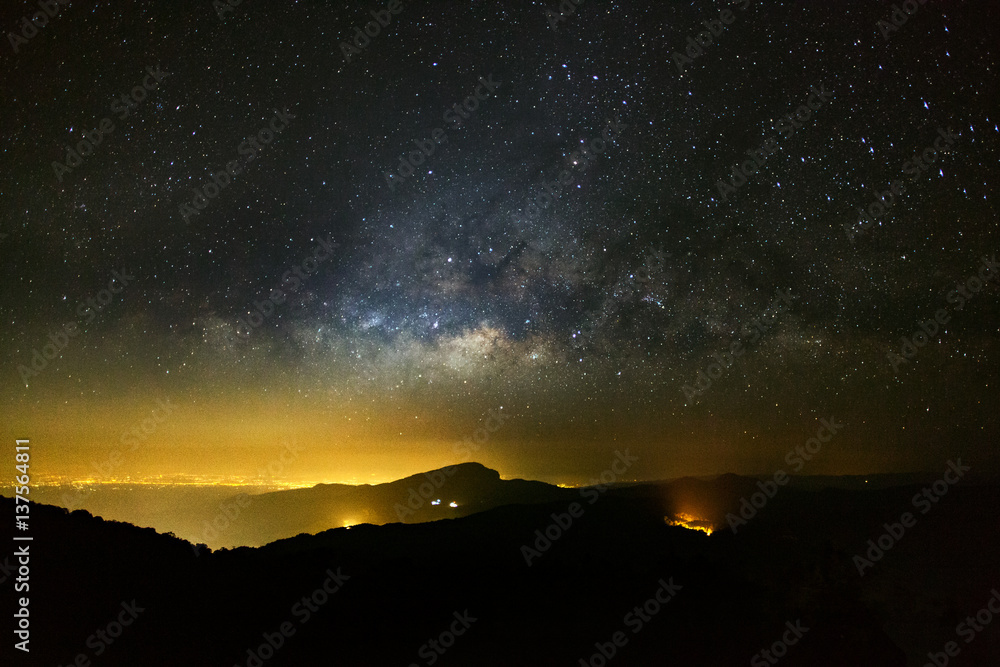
665,513,715,535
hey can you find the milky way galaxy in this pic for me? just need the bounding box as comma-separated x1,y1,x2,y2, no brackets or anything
2,0,998,485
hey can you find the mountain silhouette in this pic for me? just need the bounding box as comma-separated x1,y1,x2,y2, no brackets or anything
3,468,998,665
208,462,572,548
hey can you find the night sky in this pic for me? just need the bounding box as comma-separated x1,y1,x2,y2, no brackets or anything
2,0,998,486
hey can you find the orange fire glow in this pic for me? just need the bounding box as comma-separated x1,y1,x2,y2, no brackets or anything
665,513,715,535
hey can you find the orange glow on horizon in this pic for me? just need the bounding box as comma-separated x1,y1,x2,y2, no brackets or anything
666,512,715,535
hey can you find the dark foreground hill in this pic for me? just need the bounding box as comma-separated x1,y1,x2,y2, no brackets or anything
2,472,999,666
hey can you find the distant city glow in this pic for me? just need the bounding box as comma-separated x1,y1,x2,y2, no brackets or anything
1,473,374,491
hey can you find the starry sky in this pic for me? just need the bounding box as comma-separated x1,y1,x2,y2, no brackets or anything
2,0,998,486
